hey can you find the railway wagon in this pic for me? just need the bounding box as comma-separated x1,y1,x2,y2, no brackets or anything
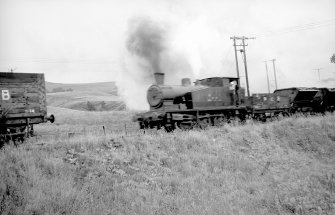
0,72,54,143
248,93,290,121
312,88,335,112
273,87,319,113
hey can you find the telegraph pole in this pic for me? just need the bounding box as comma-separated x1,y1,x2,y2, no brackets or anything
230,36,240,87
271,59,278,89
8,67,17,73
314,68,323,80
241,38,250,97
230,36,255,97
264,61,271,93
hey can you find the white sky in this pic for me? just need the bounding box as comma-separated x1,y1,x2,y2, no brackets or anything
1,0,335,94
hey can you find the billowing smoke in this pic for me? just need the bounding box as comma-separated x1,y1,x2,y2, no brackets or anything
126,17,166,75
117,16,230,110
117,17,194,110
117,17,168,110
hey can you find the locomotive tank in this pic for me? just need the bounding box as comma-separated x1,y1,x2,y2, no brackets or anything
147,84,208,109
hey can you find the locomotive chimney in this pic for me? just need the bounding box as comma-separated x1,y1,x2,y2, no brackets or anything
154,72,164,85
181,78,191,86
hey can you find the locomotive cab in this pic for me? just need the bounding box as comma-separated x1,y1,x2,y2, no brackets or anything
191,77,245,108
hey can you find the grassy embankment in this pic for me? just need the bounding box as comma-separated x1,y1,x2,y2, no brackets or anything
1,107,334,214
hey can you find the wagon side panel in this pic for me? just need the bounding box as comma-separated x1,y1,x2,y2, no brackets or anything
0,72,48,126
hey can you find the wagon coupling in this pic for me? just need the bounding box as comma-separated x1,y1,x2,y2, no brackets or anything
47,114,55,123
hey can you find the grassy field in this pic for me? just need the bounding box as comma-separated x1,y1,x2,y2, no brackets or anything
1,108,335,214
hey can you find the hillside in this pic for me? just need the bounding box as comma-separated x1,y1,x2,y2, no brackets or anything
0,110,334,214
46,81,118,94
46,81,126,111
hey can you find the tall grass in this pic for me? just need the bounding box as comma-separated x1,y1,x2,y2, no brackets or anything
1,109,334,214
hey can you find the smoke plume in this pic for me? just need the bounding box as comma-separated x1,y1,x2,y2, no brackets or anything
117,17,195,110
126,17,166,75
116,17,168,110
117,16,228,110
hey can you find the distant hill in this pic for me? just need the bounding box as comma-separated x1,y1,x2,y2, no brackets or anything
46,81,126,111
321,78,335,86
46,81,118,95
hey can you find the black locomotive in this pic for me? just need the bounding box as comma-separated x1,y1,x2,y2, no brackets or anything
133,72,334,131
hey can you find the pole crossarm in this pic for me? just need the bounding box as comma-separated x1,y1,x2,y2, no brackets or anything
230,36,255,97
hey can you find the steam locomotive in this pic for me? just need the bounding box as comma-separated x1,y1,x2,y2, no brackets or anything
133,72,335,131
0,72,55,144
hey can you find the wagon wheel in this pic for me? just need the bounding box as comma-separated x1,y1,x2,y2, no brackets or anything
156,123,162,130
143,121,149,129
230,115,245,125
139,122,145,129
7,126,28,144
237,113,247,123
0,126,6,146
0,134,6,148
213,116,227,126
177,121,194,130
212,117,221,126
197,118,211,129
254,114,266,122
21,125,32,140
18,126,27,143
275,111,289,120
164,124,175,132
282,111,290,117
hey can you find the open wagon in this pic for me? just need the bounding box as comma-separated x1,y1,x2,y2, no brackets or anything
0,72,54,144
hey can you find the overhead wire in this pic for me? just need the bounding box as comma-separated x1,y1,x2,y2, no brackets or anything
1,19,334,67
0,58,117,65
255,18,335,38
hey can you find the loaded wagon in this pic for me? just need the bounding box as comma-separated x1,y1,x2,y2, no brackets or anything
0,72,54,143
